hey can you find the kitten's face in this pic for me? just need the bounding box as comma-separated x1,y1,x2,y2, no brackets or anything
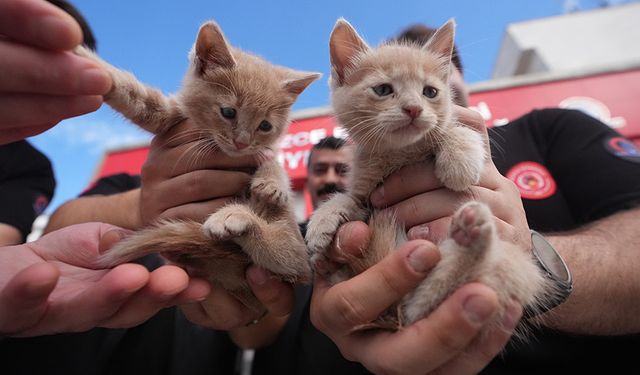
181,22,320,157
329,19,456,151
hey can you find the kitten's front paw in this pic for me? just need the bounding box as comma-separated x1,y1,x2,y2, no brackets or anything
203,207,255,241
305,212,347,263
251,178,288,206
450,201,494,249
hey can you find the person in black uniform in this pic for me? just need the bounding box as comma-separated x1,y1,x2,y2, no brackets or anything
251,24,640,374
0,140,55,245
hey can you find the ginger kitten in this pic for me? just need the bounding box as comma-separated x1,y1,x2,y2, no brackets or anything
78,21,319,313
306,19,550,333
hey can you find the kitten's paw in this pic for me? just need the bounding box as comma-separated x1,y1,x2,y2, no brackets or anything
203,208,256,240
251,178,288,206
305,211,347,259
450,202,494,249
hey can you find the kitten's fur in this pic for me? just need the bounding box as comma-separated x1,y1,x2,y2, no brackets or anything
306,19,550,333
77,21,319,313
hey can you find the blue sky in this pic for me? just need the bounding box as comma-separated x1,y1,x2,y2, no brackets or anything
29,0,635,214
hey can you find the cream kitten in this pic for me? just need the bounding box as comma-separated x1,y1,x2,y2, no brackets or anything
77,21,319,313
306,19,549,332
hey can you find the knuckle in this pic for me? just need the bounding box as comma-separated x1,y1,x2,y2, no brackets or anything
334,290,370,327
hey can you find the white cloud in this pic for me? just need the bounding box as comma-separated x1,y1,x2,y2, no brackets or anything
44,113,152,155
563,0,581,12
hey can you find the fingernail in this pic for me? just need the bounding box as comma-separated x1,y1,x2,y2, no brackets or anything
407,243,436,273
463,295,495,324
247,267,269,286
81,68,112,94
370,185,384,207
408,224,430,240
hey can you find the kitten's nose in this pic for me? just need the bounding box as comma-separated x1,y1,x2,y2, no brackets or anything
234,141,249,150
403,105,423,119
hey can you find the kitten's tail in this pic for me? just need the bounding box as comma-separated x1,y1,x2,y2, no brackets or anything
74,45,186,135
96,219,214,268
348,210,407,275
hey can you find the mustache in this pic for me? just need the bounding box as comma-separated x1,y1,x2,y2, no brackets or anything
317,183,346,196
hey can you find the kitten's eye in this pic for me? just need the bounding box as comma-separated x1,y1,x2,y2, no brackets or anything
423,86,438,99
220,107,237,119
257,120,272,132
372,84,393,97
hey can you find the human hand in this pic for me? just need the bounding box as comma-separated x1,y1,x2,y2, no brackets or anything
181,265,294,348
0,222,210,337
139,119,258,225
370,106,530,248
0,0,112,145
312,224,522,374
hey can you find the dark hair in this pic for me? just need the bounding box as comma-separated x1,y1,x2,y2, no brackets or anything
395,24,463,75
47,0,97,51
307,136,347,166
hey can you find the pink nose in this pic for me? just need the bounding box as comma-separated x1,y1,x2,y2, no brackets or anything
403,106,422,119
234,141,249,150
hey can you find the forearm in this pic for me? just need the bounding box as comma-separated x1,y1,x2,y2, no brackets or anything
44,189,141,234
540,207,640,335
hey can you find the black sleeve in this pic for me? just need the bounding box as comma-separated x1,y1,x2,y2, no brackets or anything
532,109,640,222
0,141,56,241
81,173,141,197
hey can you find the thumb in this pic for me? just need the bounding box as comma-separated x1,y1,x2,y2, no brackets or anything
0,262,59,336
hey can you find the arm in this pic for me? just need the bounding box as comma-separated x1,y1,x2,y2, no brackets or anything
0,0,111,144
44,188,141,233
544,207,640,334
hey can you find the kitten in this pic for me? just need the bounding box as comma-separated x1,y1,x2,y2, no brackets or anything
306,19,549,333
77,21,319,313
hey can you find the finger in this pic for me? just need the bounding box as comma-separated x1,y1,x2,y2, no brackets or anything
0,0,82,50
246,266,294,317
435,302,522,375
0,41,112,95
184,286,252,330
0,123,55,145
102,265,190,328
329,221,371,261
311,240,439,333
370,160,441,208
25,263,149,335
98,228,134,255
169,277,211,305
153,169,251,208
389,188,469,229
158,198,236,224
0,93,103,128
353,283,499,375
0,262,59,335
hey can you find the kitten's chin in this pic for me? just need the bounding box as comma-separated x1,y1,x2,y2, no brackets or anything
386,121,430,147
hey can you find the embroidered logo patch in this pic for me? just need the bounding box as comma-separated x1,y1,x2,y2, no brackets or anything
33,195,49,215
604,136,640,164
506,162,557,200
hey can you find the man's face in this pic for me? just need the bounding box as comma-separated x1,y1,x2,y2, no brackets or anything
307,147,352,209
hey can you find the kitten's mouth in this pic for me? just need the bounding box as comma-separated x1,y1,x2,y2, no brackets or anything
391,120,422,134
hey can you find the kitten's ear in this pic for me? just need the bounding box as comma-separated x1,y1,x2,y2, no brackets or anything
194,21,236,71
283,72,322,96
329,18,369,85
423,19,456,61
